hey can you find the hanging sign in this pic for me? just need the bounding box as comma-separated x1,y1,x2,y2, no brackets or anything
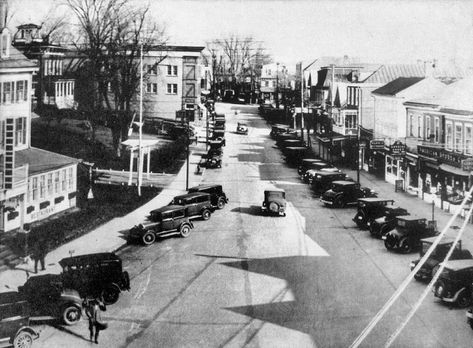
370,139,385,150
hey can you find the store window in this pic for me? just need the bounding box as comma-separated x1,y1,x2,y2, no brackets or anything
466,126,472,155
446,122,453,150
455,123,463,153
386,156,392,174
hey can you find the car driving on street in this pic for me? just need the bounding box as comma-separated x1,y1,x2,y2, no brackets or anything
261,189,286,216
170,192,214,220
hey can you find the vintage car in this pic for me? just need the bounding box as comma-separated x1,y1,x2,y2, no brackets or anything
129,205,194,245
211,129,225,143
261,189,286,216
303,164,340,183
0,292,39,348
188,184,228,209
297,158,324,176
275,132,298,146
383,216,438,253
18,274,83,326
411,236,472,281
352,198,395,229
369,205,410,238
433,259,473,307
270,124,289,138
310,171,349,194
59,252,130,305
170,192,214,220
281,139,305,151
284,146,309,166
214,119,225,131
467,308,473,330
320,181,377,208
199,154,222,169
236,122,248,134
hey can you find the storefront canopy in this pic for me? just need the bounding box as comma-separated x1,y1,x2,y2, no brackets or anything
439,163,470,177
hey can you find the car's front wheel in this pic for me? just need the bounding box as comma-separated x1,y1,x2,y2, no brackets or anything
202,209,211,220
399,238,412,253
335,197,345,208
102,283,121,305
217,197,226,209
457,291,471,308
13,331,33,348
180,224,191,238
62,304,82,325
142,231,156,245
384,235,397,250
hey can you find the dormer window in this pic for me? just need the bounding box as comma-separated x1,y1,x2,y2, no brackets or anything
0,28,11,58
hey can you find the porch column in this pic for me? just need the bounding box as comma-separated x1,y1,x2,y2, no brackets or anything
128,148,134,185
147,147,151,179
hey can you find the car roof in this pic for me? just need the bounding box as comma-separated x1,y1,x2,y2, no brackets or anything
315,171,344,176
59,252,120,267
264,188,285,193
285,146,307,150
150,205,186,214
397,215,426,221
173,192,211,200
421,236,457,245
189,184,221,191
332,180,356,185
301,158,322,163
442,259,473,271
358,198,394,203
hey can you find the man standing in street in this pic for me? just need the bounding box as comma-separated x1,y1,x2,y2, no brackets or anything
32,241,47,273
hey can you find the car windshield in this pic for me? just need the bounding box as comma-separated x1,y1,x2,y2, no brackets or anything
331,184,345,192
266,191,285,199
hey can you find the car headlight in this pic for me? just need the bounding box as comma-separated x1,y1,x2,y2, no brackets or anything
409,262,415,268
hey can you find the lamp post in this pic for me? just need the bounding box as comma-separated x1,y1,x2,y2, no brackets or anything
276,62,279,109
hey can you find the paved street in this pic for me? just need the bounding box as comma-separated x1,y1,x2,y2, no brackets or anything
31,103,473,347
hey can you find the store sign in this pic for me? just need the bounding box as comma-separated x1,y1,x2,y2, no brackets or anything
370,139,385,150
418,145,466,167
462,158,473,171
390,141,406,156
31,206,55,221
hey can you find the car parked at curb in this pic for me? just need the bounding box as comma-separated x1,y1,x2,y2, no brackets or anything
188,184,228,209
369,205,410,238
297,158,324,176
433,259,473,307
171,192,214,220
352,198,395,229
236,122,248,134
320,181,377,208
129,205,194,245
0,292,39,348
284,147,309,166
261,189,286,216
304,166,341,184
18,274,83,326
411,236,472,281
383,216,437,253
310,171,349,193
270,124,289,139
59,252,130,305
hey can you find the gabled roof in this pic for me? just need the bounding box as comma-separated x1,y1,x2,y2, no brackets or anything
15,147,80,175
372,77,424,96
363,64,426,84
0,45,38,70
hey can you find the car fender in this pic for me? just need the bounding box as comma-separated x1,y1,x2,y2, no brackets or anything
451,287,469,303
14,326,39,341
181,221,194,230
60,289,82,305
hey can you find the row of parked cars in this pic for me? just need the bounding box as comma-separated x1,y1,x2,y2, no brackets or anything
272,122,473,330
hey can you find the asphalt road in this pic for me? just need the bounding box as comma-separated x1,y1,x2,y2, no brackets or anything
34,103,473,347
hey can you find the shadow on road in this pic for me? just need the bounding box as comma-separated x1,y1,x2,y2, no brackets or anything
230,205,262,216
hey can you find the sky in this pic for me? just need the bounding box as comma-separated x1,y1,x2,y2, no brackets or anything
9,0,473,70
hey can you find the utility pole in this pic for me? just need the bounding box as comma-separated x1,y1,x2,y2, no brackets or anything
357,87,361,184
137,44,143,196
276,62,279,109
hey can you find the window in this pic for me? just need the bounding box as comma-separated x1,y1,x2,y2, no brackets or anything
167,65,178,76
446,122,453,150
345,112,357,129
146,83,157,94
147,64,157,75
61,169,67,191
409,114,414,136
435,117,440,142
417,115,422,138
54,171,60,193
455,123,463,153
2,82,12,104
15,80,27,102
167,84,178,94
32,177,38,201
265,81,269,87
47,173,53,195
15,118,27,146
39,175,45,199
426,116,431,140
466,126,472,155
68,167,73,190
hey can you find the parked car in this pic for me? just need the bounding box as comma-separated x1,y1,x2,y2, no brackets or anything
383,216,438,253
0,292,39,348
284,147,309,166
129,205,194,245
275,132,298,146
466,307,473,329
188,184,228,209
236,122,248,134
270,124,289,138
208,138,225,149
214,120,225,131
18,274,83,326
369,205,410,238
303,164,340,183
281,139,305,150
59,252,130,305
433,259,473,307
352,198,395,229
310,171,349,193
297,158,324,176
171,192,213,220
411,236,472,281
200,154,222,169
261,189,286,216
211,129,225,144
320,181,377,208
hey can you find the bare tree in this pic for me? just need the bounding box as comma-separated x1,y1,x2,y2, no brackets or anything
66,0,167,155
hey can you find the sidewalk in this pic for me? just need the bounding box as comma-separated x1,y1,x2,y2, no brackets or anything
0,141,207,292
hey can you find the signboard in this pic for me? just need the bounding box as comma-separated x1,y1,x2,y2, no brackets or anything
395,179,404,192
370,139,385,150
390,141,406,156
418,145,466,167
462,158,473,171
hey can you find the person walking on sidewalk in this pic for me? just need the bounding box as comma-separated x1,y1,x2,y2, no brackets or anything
85,298,107,344
32,241,47,273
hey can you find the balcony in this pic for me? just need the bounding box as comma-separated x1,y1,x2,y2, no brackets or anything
332,124,358,136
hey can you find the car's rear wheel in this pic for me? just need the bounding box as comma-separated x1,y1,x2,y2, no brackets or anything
384,235,396,250
379,224,390,238
13,331,33,348
202,209,211,220
62,304,82,325
217,197,226,209
335,197,345,208
142,232,156,245
399,238,412,253
180,224,191,238
269,202,279,214
102,283,121,305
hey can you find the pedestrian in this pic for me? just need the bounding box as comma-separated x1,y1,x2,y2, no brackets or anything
31,241,46,273
85,298,107,344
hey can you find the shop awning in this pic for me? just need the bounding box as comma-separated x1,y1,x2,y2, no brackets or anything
439,163,470,177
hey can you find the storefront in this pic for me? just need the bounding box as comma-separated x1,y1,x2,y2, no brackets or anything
405,152,419,191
